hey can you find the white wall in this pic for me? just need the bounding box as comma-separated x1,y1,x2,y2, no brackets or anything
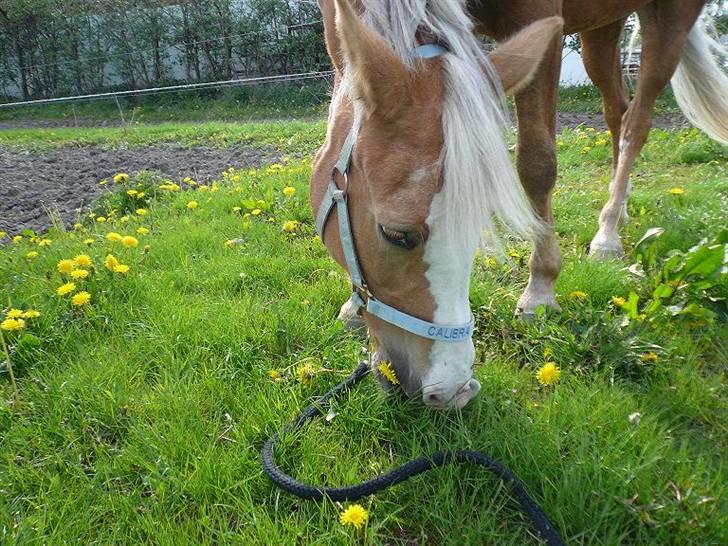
561,47,589,85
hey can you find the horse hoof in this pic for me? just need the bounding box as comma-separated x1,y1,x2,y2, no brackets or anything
589,243,624,260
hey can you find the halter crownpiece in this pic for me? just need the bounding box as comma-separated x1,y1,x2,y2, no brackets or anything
315,43,474,343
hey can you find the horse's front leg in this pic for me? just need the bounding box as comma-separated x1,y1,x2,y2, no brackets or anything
514,34,563,317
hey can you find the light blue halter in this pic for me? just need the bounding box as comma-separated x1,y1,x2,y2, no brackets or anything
315,44,474,343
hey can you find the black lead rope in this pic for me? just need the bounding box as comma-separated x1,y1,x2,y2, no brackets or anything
262,361,566,546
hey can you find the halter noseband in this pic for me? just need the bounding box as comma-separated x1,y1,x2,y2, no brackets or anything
315,44,474,344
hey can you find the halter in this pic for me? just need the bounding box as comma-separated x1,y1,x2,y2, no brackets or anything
315,44,474,344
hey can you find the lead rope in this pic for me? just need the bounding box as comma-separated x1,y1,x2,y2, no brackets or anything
262,362,566,546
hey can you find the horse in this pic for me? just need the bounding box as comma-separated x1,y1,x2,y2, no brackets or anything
311,0,728,410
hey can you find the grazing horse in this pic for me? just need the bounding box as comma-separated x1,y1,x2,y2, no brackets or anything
312,0,728,409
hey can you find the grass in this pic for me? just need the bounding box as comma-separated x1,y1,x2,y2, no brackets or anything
0,122,726,545
0,83,679,125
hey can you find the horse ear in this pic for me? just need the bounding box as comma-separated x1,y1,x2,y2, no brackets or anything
333,0,410,119
488,16,564,95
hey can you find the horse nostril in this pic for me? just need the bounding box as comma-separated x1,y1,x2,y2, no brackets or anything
423,392,441,406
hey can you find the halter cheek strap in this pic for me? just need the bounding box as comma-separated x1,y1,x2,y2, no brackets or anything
315,43,474,344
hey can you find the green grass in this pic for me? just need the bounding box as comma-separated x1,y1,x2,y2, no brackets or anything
0,123,726,545
0,83,679,125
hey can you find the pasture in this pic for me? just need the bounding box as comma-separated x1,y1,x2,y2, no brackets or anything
0,121,726,545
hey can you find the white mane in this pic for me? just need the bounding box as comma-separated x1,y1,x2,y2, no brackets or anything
355,0,539,250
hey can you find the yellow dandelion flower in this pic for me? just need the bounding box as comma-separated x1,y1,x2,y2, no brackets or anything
25,251,39,259
1,318,25,331
232,206,242,213
536,362,561,386
126,189,138,197
669,187,685,196
96,216,107,223
6,309,24,319
74,223,83,231
282,220,299,232
268,370,282,381
56,282,76,296
57,259,75,274
611,296,626,307
640,352,659,363
84,238,94,246
106,232,122,242
377,361,400,385
13,235,23,243
113,264,130,274
251,209,262,216
0,231,5,239
282,186,296,197
121,236,138,248
120,215,130,223
136,227,149,235
71,291,91,307
104,254,119,271
136,208,148,216
99,178,108,186
543,347,554,358
73,254,92,267
198,185,209,192
569,290,588,301
38,239,51,247
295,362,317,384
340,505,368,529
21,310,40,319
71,269,90,279
186,201,199,210
113,173,129,184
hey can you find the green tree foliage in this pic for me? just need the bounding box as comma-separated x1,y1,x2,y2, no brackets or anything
0,0,329,100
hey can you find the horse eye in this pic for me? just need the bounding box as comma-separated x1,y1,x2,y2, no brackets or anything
379,225,419,250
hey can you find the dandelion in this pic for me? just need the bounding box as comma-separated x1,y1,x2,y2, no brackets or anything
57,259,75,274
186,201,199,210
569,290,588,301
96,216,107,223
56,282,76,296
136,208,148,216
121,236,138,248
13,235,23,243
74,223,84,231
543,347,554,358
113,173,129,184
232,206,242,213
582,146,592,154
295,362,317,384
113,264,130,274
0,231,5,239
282,186,296,197
99,178,108,186
339,505,368,529
268,370,282,381
38,239,51,247
611,296,626,307
251,209,262,216
282,220,299,232
377,361,400,385
106,232,122,243
668,187,685,196
71,291,91,307
137,227,149,235
6,309,24,319
120,216,130,223
1,318,25,332
127,189,138,197
105,254,119,271
640,352,659,363
74,254,92,267
25,251,39,259
71,269,90,279
21,310,40,319
536,362,561,386
84,238,94,246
